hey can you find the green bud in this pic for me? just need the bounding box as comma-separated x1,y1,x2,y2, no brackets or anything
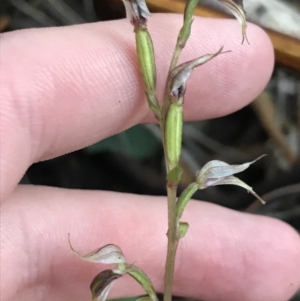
164,102,183,169
135,27,160,115
136,27,156,94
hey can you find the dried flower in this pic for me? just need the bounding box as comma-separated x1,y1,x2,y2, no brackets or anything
168,47,226,100
68,235,158,301
122,0,151,27
217,0,249,44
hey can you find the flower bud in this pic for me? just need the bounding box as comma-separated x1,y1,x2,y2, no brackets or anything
136,27,157,95
168,47,225,101
165,102,183,169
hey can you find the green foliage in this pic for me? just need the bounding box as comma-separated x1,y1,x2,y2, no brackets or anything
85,125,160,160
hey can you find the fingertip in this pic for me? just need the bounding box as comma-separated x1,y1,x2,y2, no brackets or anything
233,214,300,301
261,218,300,301
176,202,299,301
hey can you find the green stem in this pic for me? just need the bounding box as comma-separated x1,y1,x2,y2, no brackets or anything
168,46,182,73
159,119,179,301
163,185,179,301
168,0,199,73
161,42,184,301
162,3,199,299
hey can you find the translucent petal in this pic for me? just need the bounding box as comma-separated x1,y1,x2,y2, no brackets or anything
218,0,249,44
197,155,265,182
196,156,266,204
68,235,126,264
206,175,265,204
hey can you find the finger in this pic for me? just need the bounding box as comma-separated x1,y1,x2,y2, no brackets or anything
1,186,299,301
0,15,274,200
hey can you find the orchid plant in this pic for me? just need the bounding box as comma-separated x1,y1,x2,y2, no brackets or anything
68,1,265,301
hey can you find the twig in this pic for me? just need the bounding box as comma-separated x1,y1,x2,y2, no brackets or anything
252,91,298,165
42,0,86,25
10,0,57,27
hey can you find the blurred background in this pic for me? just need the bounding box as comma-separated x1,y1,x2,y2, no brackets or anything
1,0,300,300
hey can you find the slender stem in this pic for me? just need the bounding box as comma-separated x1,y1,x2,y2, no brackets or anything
163,185,179,301
168,0,199,73
161,32,184,301
159,119,179,301
168,45,182,73
162,2,199,297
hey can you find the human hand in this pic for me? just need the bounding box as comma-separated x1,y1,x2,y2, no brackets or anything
1,14,300,301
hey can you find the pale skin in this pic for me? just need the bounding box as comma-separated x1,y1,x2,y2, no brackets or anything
0,14,300,301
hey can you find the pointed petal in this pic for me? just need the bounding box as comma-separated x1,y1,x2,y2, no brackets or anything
205,175,266,204
68,235,126,264
196,156,266,204
197,155,266,182
218,0,249,44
